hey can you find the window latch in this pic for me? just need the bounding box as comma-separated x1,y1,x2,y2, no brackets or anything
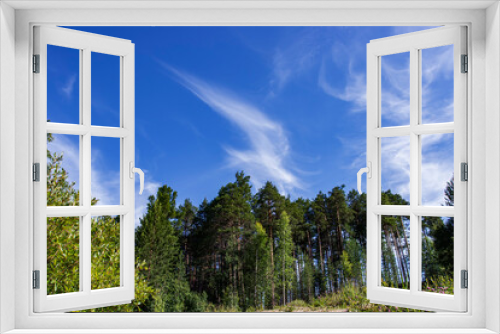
357,162,372,195
129,162,144,195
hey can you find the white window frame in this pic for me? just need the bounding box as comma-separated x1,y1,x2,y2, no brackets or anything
0,1,499,333
365,26,467,312
33,26,136,312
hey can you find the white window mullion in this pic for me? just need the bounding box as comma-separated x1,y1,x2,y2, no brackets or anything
409,47,419,294
122,48,135,292
82,48,92,295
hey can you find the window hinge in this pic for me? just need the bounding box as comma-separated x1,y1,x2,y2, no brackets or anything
461,270,468,289
33,163,40,182
33,270,40,289
461,162,468,181
33,54,40,73
461,54,468,73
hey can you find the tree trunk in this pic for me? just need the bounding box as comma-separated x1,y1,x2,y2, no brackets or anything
269,224,275,308
392,226,409,286
383,227,398,286
317,224,325,294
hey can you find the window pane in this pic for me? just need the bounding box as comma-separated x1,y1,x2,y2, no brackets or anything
421,216,453,295
381,215,410,290
381,52,410,127
381,136,410,204
47,45,80,124
421,133,454,206
47,133,80,206
92,216,121,290
47,217,80,295
91,52,120,127
421,45,454,124
91,136,121,206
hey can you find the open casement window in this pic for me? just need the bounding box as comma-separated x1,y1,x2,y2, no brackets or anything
33,26,140,312
364,26,467,312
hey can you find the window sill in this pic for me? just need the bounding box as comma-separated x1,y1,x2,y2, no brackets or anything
4,330,498,334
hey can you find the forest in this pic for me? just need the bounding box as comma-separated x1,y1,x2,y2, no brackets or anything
46,134,454,312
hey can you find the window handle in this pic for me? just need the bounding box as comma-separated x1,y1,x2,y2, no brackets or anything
357,162,372,195
129,162,144,195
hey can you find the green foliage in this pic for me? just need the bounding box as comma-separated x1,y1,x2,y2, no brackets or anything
47,217,79,295
91,216,120,290
47,135,157,310
423,276,454,295
47,133,456,313
274,212,296,306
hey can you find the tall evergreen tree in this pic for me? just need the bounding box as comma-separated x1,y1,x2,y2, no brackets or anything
253,181,285,308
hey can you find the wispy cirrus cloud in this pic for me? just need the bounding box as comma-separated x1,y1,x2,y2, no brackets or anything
60,74,77,100
318,59,366,112
159,62,302,194
381,133,453,206
268,29,326,96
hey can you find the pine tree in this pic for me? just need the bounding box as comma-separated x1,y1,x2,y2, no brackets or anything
274,212,295,305
253,181,285,308
245,222,270,309
135,186,198,311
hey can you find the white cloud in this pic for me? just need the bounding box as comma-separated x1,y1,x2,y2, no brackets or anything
421,134,454,206
318,60,366,112
268,29,323,95
160,63,303,194
381,136,411,201
48,134,161,226
381,134,453,206
47,134,80,190
134,176,161,227
60,74,77,100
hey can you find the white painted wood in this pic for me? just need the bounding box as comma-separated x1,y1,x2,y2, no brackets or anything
366,26,467,312
0,2,17,333
485,3,500,333
33,26,135,313
46,123,130,138
2,0,497,10
8,5,490,333
372,123,454,138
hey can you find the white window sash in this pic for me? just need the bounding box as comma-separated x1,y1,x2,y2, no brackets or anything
33,26,136,313
366,26,468,312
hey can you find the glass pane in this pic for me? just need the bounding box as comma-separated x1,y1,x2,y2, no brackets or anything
421,45,454,124
47,133,80,206
91,215,121,290
381,136,410,204
91,136,121,206
421,133,454,206
47,45,80,124
91,52,120,127
47,217,80,295
381,215,410,290
421,216,454,295
381,52,410,127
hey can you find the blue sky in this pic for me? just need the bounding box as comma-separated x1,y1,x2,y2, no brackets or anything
46,26,454,225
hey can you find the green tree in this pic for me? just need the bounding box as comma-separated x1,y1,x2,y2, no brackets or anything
275,212,295,305
244,222,270,309
46,134,155,311
253,181,285,308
